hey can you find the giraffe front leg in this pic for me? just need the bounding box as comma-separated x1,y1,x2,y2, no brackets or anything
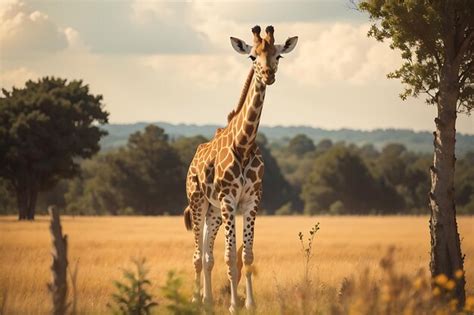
220,198,239,314
202,206,222,306
190,199,207,303
242,195,260,311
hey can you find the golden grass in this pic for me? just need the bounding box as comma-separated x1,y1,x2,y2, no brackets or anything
0,215,473,314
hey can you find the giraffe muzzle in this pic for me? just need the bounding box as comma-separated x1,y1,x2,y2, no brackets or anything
263,74,275,85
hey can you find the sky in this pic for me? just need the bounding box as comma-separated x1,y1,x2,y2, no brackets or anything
0,0,472,134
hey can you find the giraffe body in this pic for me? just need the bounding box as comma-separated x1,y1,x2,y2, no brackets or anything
184,25,298,313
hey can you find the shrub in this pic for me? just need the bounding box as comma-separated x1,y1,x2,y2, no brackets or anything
108,258,157,315
161,271,200,315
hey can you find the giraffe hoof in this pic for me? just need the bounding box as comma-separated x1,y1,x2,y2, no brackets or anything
229,304,238,314
202,296,213,306
245,300,256,311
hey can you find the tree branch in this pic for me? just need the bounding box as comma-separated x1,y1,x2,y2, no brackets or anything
459,59,473,86
454,30,473,66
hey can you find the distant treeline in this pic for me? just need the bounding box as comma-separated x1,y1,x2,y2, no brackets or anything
100,122,474,155
1,125,473,215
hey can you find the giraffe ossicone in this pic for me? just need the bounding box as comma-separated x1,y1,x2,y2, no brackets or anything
184,25,298,313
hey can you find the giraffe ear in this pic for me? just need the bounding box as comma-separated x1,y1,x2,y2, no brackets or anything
230,37,252,54
278,36,298,54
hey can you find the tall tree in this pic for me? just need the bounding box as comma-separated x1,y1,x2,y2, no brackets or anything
287,134,316,156
0,77,108,220
301,145,402,214
256,134,293,213
124,125,185,214
360,0,473,304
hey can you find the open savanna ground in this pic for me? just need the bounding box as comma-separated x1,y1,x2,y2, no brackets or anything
0,215,473,314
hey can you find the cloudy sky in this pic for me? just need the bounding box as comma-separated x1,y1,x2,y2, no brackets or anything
1,0,472,134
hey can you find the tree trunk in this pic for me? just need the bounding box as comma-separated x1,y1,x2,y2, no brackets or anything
15,183,38,220
16,188,28,221
429,65,466,305
27,186,38,220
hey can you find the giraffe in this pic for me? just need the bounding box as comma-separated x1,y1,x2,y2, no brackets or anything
183,25,298,313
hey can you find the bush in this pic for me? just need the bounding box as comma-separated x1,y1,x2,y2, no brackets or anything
108,258,157,315
161,271,200,315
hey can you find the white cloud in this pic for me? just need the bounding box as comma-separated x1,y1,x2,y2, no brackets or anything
63,27,89,52
140,54,247,88
283,22,402,86
0,0,68,58
130,0,176,24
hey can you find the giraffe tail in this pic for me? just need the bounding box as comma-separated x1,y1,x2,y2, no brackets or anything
184,206,192,231
236,244,244,285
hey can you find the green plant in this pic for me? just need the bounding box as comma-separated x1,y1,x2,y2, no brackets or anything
108,258,157,315
298,223,320,284
161,271,200,315
297,223,321,314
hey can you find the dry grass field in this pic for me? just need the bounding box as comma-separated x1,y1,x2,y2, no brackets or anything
0,215,473,314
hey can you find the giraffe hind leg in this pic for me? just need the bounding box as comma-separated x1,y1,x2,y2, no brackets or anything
189,194,209,303
219,197,239,314
202,206,222,306
242,197,260,310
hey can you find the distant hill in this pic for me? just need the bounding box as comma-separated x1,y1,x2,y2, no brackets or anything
100,122,474,155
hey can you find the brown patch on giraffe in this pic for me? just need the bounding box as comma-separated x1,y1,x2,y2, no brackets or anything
245,123,255,135
251,158,260,168
230,162,240,177
224,171,234,182
255,182,262,190
248,109,257,121
246,169,257,182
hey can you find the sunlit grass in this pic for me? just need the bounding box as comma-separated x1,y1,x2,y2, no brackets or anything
0,216,473,314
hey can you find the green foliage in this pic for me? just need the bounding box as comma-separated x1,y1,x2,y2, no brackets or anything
288,134,316,157
39,124,474,216
0,77,108,219
108,258,158,315
161,271,200,315
301,145,403,214
0,179,15,214
101,123,474,156
172,135,208,166
65,125,185,215
456,152,474,214
257,135,293,213
329,200,346,215
275,202,293,215
359,0,473,111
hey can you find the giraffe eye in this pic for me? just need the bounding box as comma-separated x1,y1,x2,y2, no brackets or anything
276,55,283,60
249,55,256,61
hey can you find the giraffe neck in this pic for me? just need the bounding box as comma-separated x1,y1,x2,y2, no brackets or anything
230,69,266,157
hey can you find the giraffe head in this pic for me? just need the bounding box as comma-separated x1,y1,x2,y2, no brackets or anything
230,25,298,85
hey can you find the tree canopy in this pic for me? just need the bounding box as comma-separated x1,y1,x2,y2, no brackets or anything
360,0,473,110
0,77,108,219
